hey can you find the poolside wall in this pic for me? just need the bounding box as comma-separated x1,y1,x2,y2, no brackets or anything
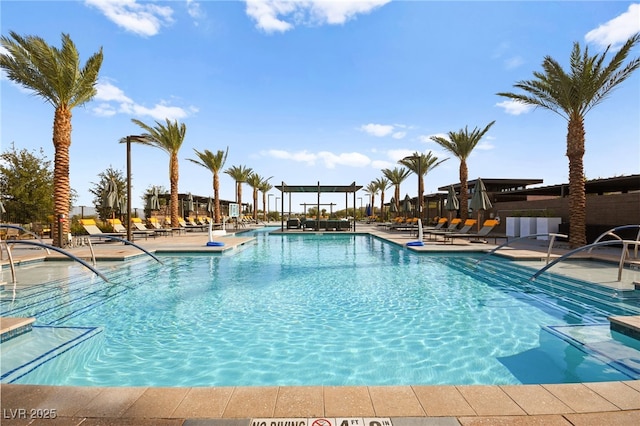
493,192,640,242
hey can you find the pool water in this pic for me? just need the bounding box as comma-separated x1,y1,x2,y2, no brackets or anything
2,231,640,386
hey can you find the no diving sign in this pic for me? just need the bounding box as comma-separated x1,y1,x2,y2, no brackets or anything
252,418,392,426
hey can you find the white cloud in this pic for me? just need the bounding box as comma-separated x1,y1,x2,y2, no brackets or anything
391,131,406,139
504,56,524,70
85,0,174,37
585,4,640,50
360,123,394,137
265,149,318,165
93,80,194,121
186,0,205,20
244,0,390,33
318,151,370,168
263,149,371,168
418,133,447,144
495,100,533,116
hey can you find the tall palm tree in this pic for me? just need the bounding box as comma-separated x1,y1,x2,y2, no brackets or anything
187,147,228,224
224,165,253,215
130,118,187,228
498,34,640,247
364,182,378,217
430,121,495,221
0,32,103,246
258,180,274,221
398,151,448,218
373,176,390,221
382,167,412,214
246,173,272,221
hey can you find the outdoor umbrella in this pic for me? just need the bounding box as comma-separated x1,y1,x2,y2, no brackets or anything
186,193,194,213
148,187,160,211
470,177,492,231
444,185,460,223
0,199,5,214
117,194,127,219
402,194,413,218
365,204,372,217
207,197,214,216
389,197,397,215
104,179,118,218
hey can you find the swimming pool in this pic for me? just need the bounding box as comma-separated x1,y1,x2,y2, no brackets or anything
2,231,640,386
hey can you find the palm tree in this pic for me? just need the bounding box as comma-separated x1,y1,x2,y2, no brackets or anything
373,176,390,221
382,167,412,214
430,121,495,221
224,165,253,215
130,118,187,228
258,180,274,221
364,182,378,218
187,147,228,224
398,151,448,218
498,34,640,247
246,173,272,221
0,32,103,246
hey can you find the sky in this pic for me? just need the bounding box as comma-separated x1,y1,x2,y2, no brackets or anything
1,0,639,213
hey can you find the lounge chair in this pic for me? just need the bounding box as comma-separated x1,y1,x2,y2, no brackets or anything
79,219,121,240
132,217,167,237
428,219,477,241
425,218,462,239
443,219,504,244
423,217,448,230
107,218,155,239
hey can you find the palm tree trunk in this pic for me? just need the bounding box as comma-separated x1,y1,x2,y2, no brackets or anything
52,106,72,247
213,172,221,224
419,175,424,219
253,188,258,221
567,114,587,248
380,191,385,221
170,153,179,227
459,161,469,221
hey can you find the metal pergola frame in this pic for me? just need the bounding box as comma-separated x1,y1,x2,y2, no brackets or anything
275,181,363,231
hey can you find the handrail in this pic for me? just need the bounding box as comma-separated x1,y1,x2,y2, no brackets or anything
1,241,17,285
530,239,640,283
588,225,640,259
88,234,163,264
475,233,568,265
0,224,50,257
1,240,109,284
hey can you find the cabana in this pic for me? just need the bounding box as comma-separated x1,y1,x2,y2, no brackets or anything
275,181,363,232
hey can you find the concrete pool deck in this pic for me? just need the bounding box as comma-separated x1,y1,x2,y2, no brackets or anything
1,223,640,424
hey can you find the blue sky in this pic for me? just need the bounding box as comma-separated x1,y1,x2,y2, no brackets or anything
2,1,639,213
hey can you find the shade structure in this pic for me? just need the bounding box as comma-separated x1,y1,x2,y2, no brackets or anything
470,178,492,231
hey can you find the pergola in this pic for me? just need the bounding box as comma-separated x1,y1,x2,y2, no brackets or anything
275,181,363,231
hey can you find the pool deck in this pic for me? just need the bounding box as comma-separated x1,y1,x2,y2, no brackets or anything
2,223,640,424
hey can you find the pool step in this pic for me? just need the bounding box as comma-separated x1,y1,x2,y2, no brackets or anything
609,315,640,341
0,317,35,343
445,258,640,323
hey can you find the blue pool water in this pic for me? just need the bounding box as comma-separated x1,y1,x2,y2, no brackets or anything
2,230,640,386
